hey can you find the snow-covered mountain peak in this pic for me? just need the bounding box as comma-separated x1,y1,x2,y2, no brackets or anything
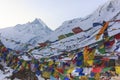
14,18,52,35
0,18,53,50
31,18,48,28
32,18,42,24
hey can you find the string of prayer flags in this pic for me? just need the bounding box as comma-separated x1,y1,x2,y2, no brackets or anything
0,30,120,80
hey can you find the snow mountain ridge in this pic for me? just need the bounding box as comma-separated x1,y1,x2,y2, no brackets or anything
0,18,53,50
47,0,120,42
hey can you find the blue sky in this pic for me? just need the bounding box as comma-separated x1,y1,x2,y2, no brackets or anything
0,0,108,30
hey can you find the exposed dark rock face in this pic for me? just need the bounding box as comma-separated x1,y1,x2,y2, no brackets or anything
6,69,38,80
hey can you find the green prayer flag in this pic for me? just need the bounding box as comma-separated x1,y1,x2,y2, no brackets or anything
78,55,83,60
59,73,64,80
102,67,112,72
74,76,79,80
64,69,68,74
98,44,105,54
89,78,95,80
16,65,20,70
25,61,27,68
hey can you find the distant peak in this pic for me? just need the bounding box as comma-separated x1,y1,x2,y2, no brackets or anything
32,18,42,24
31,18,49,28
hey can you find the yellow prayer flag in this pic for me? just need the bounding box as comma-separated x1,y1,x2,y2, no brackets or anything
80,76,88,80
67,67,74,74
69,54,74,58
53,70,59,77
48,61,54,66
22,61,26,67
96,34,101,40
104,37,109,41
95,73,100,80
55,62,59,65
88,49,95,60
83,46,89,60
26,64,29,69
115,66,120,74
39,64,44,71
42,71,50,79
99,44,105,49
0,53,2,56
87,60,93,66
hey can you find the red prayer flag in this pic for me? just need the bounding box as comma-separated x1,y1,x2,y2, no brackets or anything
114,33,120,40
56,68,64,74
92,67,102,73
